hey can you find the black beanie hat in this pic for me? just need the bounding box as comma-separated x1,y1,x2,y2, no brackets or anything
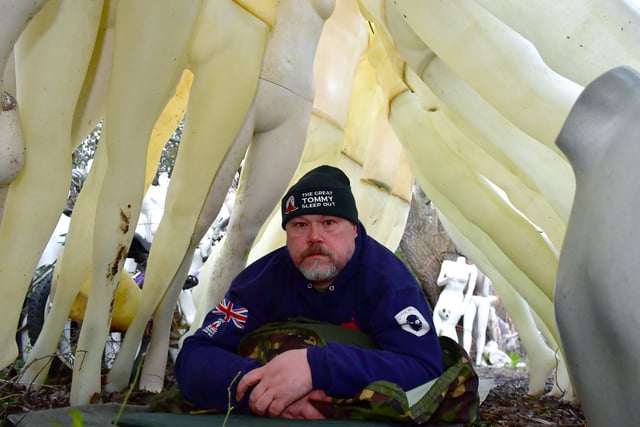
281,165,359,228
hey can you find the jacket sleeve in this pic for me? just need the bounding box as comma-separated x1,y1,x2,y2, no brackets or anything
175,297,261,411
306,285,444,398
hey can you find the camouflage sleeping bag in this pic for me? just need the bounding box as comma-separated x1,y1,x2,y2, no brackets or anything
151,318,479,425
237,318,479,424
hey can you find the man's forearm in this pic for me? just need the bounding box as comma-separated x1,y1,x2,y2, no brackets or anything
307,343,442,397
175,338,260,410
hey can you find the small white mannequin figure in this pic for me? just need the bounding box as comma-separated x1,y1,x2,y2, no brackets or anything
136,172,170,243
434,256,477,342
435,256,492,365
462,262,492,365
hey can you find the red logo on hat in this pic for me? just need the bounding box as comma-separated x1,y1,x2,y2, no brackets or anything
284,195,298,215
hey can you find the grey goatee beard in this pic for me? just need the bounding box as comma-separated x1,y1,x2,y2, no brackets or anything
299,258,337,282
299,244,338,283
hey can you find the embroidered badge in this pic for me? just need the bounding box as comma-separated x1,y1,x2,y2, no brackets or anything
394,306,430,337
202,319,225,337
284,195,298,215
341,316,360,331
211,298,249,329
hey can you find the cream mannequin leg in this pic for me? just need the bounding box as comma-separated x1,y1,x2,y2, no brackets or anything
70,0,203,404
555,66,640,425
177,0,334,345
105,0,271,393
0,0,103,369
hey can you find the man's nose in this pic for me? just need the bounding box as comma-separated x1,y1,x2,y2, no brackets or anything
307,222,324,242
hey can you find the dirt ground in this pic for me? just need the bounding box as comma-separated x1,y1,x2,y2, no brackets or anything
472,366,585,426
0,363,585,426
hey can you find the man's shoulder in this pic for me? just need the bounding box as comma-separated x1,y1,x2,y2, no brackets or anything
231,246,292,289
355,236,420,290
360,235,407,270
242,246,289,270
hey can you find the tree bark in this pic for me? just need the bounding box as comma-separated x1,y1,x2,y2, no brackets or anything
397,182,457,307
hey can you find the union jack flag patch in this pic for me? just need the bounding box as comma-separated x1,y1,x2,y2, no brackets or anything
211,298,249,329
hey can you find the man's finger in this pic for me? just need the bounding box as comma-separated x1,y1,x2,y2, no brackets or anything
266,398,286,418
281,392,329,420
301,404,326,419
236,368,262,401
308,389,332,403
250,387,275,416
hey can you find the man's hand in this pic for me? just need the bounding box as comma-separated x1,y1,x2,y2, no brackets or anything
236,349,313,417
281,389,332,419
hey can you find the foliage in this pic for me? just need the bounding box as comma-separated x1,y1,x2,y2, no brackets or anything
72,122,101,171
69,409,84,427
71,119,185,180
158,119,184,179
508,352,526,367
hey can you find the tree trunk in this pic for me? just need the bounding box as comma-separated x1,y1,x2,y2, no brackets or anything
397,182,457,307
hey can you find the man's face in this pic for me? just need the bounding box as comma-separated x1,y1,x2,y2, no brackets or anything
285,215,358,288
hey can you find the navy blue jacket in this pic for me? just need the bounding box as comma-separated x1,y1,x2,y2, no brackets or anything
175,223,443,411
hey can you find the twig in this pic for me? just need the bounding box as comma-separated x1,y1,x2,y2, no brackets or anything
552,346,566,395
223,371,242,427
113,352,146,426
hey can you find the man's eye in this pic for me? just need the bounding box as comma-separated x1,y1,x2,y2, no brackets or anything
324,219,335,226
